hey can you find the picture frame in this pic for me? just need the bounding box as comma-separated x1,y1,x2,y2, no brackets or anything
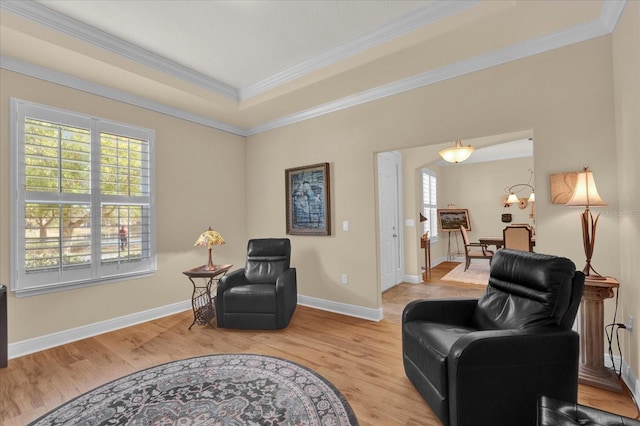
550,171,578,204
437,208,471,232
285,163,331,236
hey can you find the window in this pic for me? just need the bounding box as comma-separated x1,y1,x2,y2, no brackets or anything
10,99,156,296
421,168,438,242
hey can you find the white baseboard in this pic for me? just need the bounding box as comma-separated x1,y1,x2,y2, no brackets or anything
404,257,448,284
605,354,640,411
8,296,383,359
10,296,637,414
8,300,191,359
297,295,383,321
403,274,422,284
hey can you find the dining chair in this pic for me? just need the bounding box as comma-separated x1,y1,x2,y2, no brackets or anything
503,225,534,252
460,225,494,271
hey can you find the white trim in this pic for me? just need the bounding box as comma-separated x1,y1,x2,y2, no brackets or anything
245,16,614,135
605,354,640,412
239,0,478,99
10,99,158,294
0,0,238,101
600,0,628,33
0,2,626,137
1,0,476,102
0,56,248,137
8,297,380,359
297,295,383,322
403,274,422,284
8,300,191,359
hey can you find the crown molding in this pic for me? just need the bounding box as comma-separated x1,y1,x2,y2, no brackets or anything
600,0,628,32
0,55,248,136
245,12,617,136
0,0,239,101
1,0,478,103
1,1,627,137
239,0,478,100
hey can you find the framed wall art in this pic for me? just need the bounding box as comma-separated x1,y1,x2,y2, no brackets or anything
437,208,471,232
550,171,578,204
285,163,331,236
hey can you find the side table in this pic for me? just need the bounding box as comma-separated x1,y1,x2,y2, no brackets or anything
183,264,232,330
577,276,622,392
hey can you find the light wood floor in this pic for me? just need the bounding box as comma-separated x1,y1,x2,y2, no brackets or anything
1,262,637,425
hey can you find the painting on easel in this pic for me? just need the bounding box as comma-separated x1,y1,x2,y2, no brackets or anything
437,209,470,232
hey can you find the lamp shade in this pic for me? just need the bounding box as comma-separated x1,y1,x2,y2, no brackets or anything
506,193,520,205
194,227,226,248
439,140,474,163
566,168,607,207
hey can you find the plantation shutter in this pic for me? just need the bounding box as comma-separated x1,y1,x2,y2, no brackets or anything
11,99,156,296
99,129,152,270
422,168,438,241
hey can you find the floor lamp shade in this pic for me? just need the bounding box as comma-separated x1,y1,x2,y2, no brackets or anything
566,167,607,278
566,169,607,207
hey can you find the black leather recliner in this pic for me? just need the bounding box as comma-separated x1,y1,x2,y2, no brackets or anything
402,249,585,426
216,238,297,330
538,395,640,425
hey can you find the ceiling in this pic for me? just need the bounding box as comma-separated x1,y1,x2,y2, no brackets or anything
39,0,438,90
0,0,625,136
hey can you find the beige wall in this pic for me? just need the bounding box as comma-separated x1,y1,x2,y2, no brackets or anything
613,0,640,389
436,156,535,261
0,70,248,342
398,143,534,276
0,6,635,388
246,35,619,311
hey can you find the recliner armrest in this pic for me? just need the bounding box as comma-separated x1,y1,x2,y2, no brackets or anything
448,329,580,426
450,328,579,367
217,268,248,294
403,299,478,326
276,268,296,290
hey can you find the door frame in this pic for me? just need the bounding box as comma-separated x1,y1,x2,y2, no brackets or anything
377,151,404,293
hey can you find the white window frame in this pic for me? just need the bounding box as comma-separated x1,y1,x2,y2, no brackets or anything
421,167,438,243
10,98,157,297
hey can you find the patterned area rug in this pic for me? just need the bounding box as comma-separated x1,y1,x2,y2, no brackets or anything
30,354,358,425
441,262,490,285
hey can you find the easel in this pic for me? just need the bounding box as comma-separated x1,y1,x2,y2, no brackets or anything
447,230,463,261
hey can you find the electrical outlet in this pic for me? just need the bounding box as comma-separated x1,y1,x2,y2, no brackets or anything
627,315,634,333
341,274,348,285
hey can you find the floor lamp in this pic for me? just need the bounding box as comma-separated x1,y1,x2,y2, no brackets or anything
565,167,607,279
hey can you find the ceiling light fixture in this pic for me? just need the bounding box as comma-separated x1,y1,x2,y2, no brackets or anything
439,140,474,163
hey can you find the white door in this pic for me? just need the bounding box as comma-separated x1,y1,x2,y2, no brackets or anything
378,151,403,292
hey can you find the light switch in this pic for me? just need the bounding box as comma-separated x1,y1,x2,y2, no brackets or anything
406,219,415,227
342,220,349,231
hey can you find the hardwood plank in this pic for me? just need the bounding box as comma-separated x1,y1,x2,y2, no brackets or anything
0,261,637,425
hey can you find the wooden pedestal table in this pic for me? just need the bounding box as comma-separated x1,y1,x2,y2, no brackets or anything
578,276,622,392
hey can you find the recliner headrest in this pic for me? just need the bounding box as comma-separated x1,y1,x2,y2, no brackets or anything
245,238,291,283
473,249,578,330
